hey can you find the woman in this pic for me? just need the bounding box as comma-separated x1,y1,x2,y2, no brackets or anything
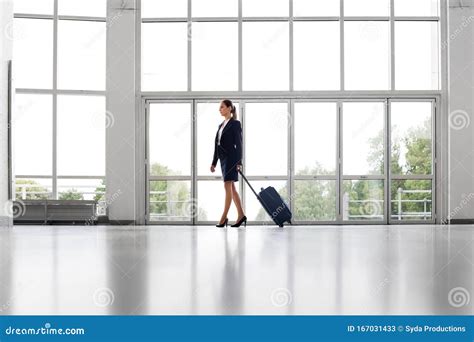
210,99,247,228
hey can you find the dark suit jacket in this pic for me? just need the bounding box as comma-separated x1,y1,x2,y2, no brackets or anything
212,118,243,167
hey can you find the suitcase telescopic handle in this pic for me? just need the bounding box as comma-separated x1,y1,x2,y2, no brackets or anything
237,169,259,198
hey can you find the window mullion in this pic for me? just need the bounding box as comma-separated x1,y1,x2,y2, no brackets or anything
52,0,58,199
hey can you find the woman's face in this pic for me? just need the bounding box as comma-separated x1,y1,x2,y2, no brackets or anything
219,102,231,116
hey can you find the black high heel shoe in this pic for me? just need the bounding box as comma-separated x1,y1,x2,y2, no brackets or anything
215,218,228,227
231,215,247,227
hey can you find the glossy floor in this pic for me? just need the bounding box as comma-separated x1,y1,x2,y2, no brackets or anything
0,225,472,315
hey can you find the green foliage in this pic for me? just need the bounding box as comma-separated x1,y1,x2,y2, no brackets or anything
149,163,199,220
15,179,50,200
390,118,432,219
59,189,84,200
278,116,432,221
93,179,106,202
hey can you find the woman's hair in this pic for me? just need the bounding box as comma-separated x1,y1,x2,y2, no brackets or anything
222,99,238,120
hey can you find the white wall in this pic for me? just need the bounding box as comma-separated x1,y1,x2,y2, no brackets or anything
0,0,13,227
448,0,474,222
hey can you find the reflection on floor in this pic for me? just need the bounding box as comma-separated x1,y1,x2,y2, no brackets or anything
0,225,472,315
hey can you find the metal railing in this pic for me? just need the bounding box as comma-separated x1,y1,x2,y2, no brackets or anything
343,188,432,220
14,182,106,216
149,190,189,220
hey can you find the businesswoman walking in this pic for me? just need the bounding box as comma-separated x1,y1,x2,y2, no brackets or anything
210,99,247,228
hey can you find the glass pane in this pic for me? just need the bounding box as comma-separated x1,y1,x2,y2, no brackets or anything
192,22,238,91
293,0,339,16
58,20,106,91
57,95,106,176
294,180,336,221
242,0,288,17
293,22,340,90
344,0,390,16
243,22,289,90
245,180,287,221
197,102,240,176
197,181,238,221
142,23,188,91
13,18,53,89
149,181,192,221
395,0,439,16
391,102,432,175
15,178,52,200
149,103,192,176
192,0,238,17
245,103,288,176
343,102,384,175
58,0,106,17
344,21,390,90
294,102,337,175
14,0,53,14
142,0,187,18
57,179,104,201
395,21,439,90
343,180,384,221
13,94,52,176
391,180,432,220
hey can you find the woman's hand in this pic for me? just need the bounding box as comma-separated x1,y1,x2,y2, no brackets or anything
210,164,216,173
236,164,242,172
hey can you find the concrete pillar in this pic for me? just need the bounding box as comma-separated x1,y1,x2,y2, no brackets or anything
448,0,474,222
106,0,141,224
0,0,13,227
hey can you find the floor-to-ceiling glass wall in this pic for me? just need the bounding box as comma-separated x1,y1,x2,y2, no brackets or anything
141,0,441,225
341,101,386,222
389,100,435,222
145,98,436,224
12,0,107,214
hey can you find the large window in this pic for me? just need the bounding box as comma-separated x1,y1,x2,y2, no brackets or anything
142,1,441,224
146,99,435,224
13,0,106,206
390,101,434,221
141,0,440,91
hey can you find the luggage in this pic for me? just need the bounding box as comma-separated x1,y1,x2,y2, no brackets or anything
238,169,292,227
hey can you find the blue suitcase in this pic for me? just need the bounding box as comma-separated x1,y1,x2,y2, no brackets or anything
238,169,292,227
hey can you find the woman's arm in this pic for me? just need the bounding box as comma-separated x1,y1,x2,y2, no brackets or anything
212,131,218,166
233,120,243,166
